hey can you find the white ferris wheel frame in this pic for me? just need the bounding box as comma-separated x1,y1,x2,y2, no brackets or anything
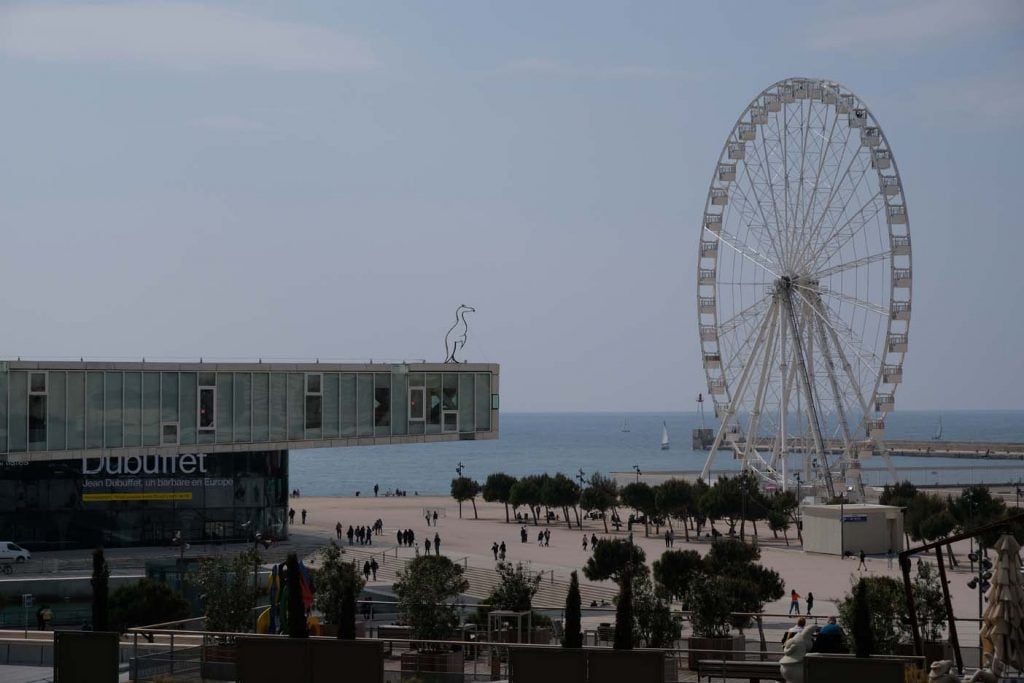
697,77,912,500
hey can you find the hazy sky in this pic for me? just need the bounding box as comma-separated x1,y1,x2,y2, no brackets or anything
1,1,1022,412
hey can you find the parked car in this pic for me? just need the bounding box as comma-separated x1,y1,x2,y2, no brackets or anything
0,542,31,563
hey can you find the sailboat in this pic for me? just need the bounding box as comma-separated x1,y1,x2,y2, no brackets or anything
660,422,670,450
932,416,943,441
621,418,631,433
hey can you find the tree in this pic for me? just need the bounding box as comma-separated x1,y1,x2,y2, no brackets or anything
312,543,366,639
838,576,908,655
542,473,581,529
563,571,583,648
620,482,657,536
580,473,618,533
109,579,190,632
703,539,783,632
583,539,646,650
482,473,518,523
631,573,679,648
486,562,541,612
652,550,703,605
92,548,109,631
451,477,481,519
849,579,875,658
192,550,259,633
912,561,947,641
654,479,694,539
685,575,734,638
393,555,469,646
509,477,543,525
950,485,1008,547
766,491,799,545
879,480,918,508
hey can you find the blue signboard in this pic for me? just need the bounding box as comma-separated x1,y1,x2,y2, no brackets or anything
842,515,868,522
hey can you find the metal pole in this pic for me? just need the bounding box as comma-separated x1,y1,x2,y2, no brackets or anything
934,547,963,673
899,553,923,661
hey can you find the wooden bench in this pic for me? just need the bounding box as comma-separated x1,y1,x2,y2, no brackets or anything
696,659,784,682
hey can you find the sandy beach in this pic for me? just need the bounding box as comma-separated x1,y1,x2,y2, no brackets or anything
287,494,994,645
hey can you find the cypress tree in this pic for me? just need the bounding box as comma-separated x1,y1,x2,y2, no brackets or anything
563,571,583,648
91,548,109,631
338,579,356,640
286,553,308,638
851,579,874,657
613,569,635,650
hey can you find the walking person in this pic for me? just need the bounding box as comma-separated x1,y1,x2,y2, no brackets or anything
366,524,372,545
433,510,439,526
289,508,295,524
492,542,499,561
434,532,441,556
499,541,506,561
520,526,528,543
424,538,431,555
363,561,371,582
347,525,354,545
582,535,588,551
301,509,307,525
664,529,671,548
425,512,431,527
858,549,867,571
544,529,550,546
805,592,814,615
590,533,597,550
335,522,342,540
370,558,379,581
374,483,379,497
537,530,544,546
789,589,801,616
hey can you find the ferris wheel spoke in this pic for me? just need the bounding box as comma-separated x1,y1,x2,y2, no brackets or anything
718,294,772,337
809,285,888,317
797,103,841,244
795,289,882,370
713,230,780,278
812,251,890,280
803,189,885,269
794,125,860,267
736,148,787,269
747,125,788,267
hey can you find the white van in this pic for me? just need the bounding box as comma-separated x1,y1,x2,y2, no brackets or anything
0,542,31,563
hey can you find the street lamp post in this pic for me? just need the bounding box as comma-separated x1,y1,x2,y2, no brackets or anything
632,464,641,483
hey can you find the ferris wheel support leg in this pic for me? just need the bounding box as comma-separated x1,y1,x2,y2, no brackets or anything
700,300,778,481
743,302,781,480
782,286,835,500
808,290,902,488
811,296,857,493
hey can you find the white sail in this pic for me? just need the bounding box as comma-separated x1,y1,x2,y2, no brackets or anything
661,422,670,450
933,416,943,441
621,418,631,433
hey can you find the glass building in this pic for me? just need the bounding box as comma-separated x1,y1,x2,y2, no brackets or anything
0,360,499,549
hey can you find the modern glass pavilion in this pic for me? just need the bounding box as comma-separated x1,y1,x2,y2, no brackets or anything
0,360,498,549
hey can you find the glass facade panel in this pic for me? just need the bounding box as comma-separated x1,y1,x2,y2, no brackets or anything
160,373,179,425
86,372,104,449
234,373,252,443
104,372,123,448
270,373,287,441
123,372,142,447
322,373,339,438
0,370,7,451
339,374,356,437
216,373,233,443
252,373,269,442
459,374,474,433
48,371,67,450
356,374,373,437
425,373,441,434
391,372,408,436
374,374,391,433
287,374,303,440
475,373,491,431
29,395,47,450
142,372,160,447
179,372,196,445
67,372,85,449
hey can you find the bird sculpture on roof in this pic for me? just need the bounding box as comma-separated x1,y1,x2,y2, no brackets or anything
444,304,475,363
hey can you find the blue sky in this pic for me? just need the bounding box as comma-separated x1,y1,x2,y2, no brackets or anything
0,1,1022,411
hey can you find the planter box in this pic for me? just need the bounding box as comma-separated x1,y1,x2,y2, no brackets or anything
895,640,952,669
201,642,238,681
804,653,917,683
687,634,745,671
400,649,464,674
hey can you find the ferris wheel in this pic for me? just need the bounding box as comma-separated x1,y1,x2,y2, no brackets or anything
697,77,911,500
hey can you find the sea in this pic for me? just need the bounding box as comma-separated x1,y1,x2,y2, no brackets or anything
289,411,1024,497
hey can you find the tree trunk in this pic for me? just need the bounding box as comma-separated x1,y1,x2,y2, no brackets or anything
503,502,510,523
602,513,609,533
666,516,674,533
752,519,759,538
783,528,790,546
471,497,478,520
682,516,690,541
458,500,463,519
757,615,767,660
532,507,538,525
574,507,582,529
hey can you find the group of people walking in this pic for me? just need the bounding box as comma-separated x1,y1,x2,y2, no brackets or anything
339,522,380,546
490,540,507,561
788,589,815,615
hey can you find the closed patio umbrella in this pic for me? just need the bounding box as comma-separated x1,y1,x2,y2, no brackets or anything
978,534,1024,673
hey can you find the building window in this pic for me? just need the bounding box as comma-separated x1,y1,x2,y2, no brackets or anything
198,374,216,432
305,373,322,430
28,372,47,446
374,387,391,427
428,388,442,425
409,387,425,421
161,422,179,445
442,383,458,433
